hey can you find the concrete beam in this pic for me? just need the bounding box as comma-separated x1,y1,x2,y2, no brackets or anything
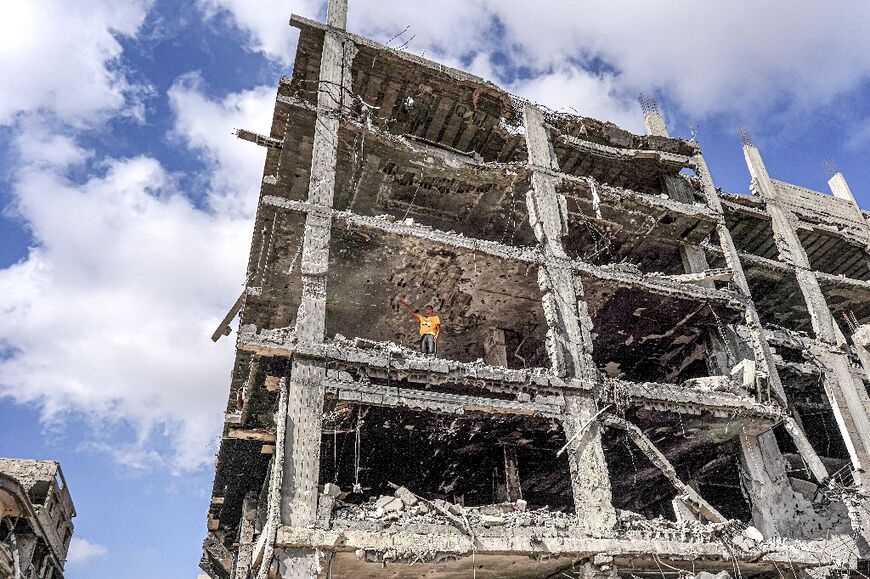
322,373,565,417
235,128,283,149
274,525,833,569
601,413,726,524
557,132,693,168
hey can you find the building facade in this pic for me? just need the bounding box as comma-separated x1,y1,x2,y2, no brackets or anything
201,2,870,577
0,459,75,579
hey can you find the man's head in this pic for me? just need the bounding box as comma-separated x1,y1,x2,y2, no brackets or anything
424,305,434,316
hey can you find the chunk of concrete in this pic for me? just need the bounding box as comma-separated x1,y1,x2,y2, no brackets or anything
789,477,818,501
322,483,341,497
393,486,418,506
480,514,505,526
374,496,404,512
743,526,764,542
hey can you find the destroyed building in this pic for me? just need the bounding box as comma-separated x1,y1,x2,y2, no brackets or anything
201,1,870,577
0,459,75,579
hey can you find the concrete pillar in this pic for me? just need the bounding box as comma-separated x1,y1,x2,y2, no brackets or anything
829,172,856,204
278,3,353,577
828,171,870,241
524,103,615,525
691,152,809,536
523,103,595,379
562,395,617,532
503,445,523,502
281,361,327,527
744,144,870,478
643,111,668,138
295,1,357,344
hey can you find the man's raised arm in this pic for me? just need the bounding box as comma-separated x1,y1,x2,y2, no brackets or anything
399,299,418,319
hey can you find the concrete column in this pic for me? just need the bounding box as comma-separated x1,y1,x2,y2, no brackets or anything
295,6,357,344
744,144,870,477
828,171,870,238
691,152,809,536
829,172,857,204
643,111,668,138
279,3,353,577
523,103,594,379
524,103,615,526
281,361,327,526
562,395,617,531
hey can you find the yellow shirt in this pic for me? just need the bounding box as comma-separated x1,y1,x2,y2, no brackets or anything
416,314,440,336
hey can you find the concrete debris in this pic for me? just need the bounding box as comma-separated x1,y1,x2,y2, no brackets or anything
479,514,505,526
322,483,341,498
743,526,764,542
374,496,404,512
393,486,418,507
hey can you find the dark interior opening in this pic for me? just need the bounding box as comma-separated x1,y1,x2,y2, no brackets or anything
582,277,742,384
326,225,550,368
27,480,50,505
331,123,537,247
603,427,678,520
320,403,574,512
743,265,814,334
724,208,778,260
780,367,850,461
556,179,716,275
603,410,752,523
798,228,870,281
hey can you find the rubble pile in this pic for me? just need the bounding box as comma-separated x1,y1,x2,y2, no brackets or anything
331,487,756,549
332,486,575,532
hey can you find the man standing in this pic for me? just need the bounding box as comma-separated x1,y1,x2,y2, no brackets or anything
400,300,441,357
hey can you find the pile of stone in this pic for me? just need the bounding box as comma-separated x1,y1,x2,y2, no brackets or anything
333,486,577,531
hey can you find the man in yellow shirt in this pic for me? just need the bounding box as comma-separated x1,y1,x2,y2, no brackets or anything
400,300,441,357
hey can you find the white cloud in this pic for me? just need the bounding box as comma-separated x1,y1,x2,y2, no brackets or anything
197,0,322,65
168,74,275,218
0,0,153,125
0,84,271,468
509,66,641,133
846,117,870,151
204,0,870,126
67,537,108,564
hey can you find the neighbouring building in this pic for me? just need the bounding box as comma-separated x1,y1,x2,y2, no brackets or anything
0,459,75,579
200,1,870,577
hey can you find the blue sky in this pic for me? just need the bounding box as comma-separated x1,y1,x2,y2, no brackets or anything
1,1,870,577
